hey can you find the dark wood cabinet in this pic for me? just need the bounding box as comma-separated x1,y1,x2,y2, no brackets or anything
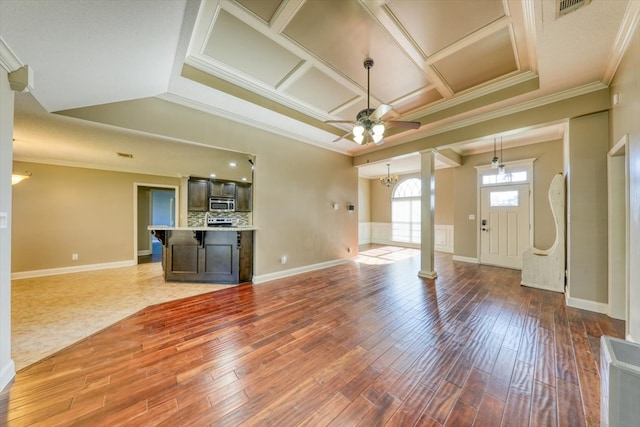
161,230,253,284
210,181,236,198
189,177,252,212
187,178,209,211
235,183,252,212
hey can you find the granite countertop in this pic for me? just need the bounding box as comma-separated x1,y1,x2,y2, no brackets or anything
148,225,258,231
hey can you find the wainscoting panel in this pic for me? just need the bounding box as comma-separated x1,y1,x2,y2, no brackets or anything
359,222,453,252
434,224,454,253
358,222,371,245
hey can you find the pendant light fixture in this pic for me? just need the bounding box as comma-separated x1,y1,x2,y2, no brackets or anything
380,164,399,187
491,138,499,169
498,137,506,175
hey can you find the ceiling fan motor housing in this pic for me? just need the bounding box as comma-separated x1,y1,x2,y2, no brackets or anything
356,108,377,126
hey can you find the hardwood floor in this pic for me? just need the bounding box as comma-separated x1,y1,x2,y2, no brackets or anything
0,248,624,426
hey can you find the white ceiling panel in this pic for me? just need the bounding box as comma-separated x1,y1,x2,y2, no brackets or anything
204,9,302,87
386,0,506,57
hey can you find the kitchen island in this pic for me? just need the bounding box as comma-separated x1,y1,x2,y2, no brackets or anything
148,226,257,284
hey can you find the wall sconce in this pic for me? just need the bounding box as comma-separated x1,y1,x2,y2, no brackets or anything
12,171,31,185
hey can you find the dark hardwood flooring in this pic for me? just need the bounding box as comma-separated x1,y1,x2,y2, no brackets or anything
0,248,624,426
138,241,162,264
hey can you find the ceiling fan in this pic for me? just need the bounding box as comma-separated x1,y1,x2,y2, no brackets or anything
325,58,420,145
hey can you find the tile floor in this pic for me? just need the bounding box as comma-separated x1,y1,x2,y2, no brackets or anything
11,262,232,370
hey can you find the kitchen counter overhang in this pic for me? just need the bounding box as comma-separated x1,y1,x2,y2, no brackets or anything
148,226,257,284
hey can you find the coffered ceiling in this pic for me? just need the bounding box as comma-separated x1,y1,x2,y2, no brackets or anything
1,0,637,178
184,0,534,143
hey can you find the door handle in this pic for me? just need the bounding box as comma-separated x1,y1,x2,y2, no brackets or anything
481,219,488,232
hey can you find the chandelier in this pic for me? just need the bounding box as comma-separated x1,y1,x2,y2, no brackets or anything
380,164,399,187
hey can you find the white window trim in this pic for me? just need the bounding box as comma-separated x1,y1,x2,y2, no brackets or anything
392,178,422,244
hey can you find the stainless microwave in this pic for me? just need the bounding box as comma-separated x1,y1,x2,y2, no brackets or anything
209,198,235,212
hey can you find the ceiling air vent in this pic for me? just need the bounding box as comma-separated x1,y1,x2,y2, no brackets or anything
556,0,591,17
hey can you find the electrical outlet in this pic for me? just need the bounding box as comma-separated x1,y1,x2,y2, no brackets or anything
72,253,78,260
280,255,287,265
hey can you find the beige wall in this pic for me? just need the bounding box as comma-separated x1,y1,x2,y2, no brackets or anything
566,112,609,305
610,24,640,340
11,161,179,272
357,177,370,223
435,168,454,225
453,139,563,258
55,98,358,276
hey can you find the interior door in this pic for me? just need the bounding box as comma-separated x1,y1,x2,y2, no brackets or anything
480,184,530,269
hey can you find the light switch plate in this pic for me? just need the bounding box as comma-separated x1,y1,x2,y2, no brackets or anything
0,212,7,228
468,214,476,220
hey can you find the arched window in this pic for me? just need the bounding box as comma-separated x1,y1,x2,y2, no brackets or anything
392,178,421,243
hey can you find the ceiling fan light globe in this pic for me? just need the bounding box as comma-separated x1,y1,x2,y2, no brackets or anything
372,133,384,144
372,123,385,136
354,134,365,144
353,125,365,137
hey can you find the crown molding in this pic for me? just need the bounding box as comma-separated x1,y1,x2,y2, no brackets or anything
0,37,23,73
395,81,608,145
602,0,640,85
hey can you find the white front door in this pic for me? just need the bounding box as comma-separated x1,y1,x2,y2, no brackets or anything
480,184,530,269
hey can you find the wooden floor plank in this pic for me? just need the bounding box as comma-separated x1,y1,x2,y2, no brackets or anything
0,248,625,426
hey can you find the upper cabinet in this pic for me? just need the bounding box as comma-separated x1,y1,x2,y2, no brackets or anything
235,183,252,212
188,177,252,212
188,178,210,211
210,181,236,199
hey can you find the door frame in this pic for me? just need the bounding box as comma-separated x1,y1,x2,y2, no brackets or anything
476,158,535,267
133,182,180,265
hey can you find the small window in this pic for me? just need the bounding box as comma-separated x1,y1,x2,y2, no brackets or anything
482,171,528,185
490,190,519,207
394,178,421,198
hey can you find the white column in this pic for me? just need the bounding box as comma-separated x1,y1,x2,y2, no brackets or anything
419,149,437,279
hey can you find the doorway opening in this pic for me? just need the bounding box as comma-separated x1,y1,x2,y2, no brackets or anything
134,183,179,265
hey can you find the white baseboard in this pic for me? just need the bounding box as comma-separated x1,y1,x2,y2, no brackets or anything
253,258,352,284
0,359,15,392
138,249,152,256
627,334,636,343
11,260,137,280
452,255,478,264
565,293,608,314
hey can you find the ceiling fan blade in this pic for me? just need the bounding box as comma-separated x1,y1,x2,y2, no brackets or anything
386,120,421,130
369,104,393,120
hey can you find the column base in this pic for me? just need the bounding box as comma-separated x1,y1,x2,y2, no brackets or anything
418,270,438,279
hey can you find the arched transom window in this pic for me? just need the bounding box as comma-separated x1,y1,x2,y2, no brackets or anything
391,178,421,244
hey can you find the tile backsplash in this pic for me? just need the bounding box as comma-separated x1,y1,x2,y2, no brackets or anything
187,211,251,227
